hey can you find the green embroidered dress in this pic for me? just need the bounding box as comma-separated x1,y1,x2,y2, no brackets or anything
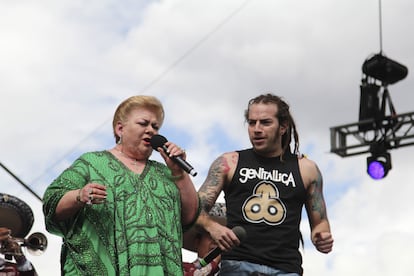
43,151,184,276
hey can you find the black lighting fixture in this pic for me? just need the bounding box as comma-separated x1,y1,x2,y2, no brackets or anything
358,82,381,132
362,53,408,85
358,0,408,179
359,54,406,179
366,142,392,180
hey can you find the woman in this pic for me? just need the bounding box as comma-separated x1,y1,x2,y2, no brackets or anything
43,95,199,275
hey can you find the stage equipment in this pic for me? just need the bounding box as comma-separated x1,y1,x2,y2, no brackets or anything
330,0,413,179
362,53,408,85
330,67,413,179
366,142,392,180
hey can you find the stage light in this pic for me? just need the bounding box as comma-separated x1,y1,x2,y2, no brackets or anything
367,151,392,180
362,53,408,84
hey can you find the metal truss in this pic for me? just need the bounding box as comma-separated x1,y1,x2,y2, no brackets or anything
330,111,414,157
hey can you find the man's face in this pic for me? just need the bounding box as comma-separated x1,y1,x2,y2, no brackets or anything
247,103,286,157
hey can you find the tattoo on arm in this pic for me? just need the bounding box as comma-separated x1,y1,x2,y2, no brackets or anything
308,165,327,221
198,155,230,213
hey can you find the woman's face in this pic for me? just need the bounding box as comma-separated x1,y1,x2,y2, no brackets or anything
117,107,161,158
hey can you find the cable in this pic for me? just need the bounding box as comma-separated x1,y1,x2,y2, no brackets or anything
378,0,383,53
141,0,252,92
29,119,110,191
0,162,42,201
29,1,252,193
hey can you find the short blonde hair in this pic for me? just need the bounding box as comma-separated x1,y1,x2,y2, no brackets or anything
112,95,165,143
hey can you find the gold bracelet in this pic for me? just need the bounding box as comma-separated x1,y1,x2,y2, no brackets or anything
170,174,184,181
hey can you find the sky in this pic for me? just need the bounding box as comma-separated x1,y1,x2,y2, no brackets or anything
1,0,414,275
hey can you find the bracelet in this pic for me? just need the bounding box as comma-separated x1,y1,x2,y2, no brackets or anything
76,189,85,205
170,174,184,181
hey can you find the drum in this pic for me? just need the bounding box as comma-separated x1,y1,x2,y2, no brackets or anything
0,194,34,239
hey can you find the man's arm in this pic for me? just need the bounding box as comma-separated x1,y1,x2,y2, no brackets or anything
301,158,334,254
197,152,240,250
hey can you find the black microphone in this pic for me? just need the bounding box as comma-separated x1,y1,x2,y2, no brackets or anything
150,134,197,177
198,226,247,267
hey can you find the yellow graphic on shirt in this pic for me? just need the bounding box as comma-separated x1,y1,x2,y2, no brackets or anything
242,181,286,225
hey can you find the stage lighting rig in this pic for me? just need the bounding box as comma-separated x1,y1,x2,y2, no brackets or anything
329,55,413,179
329,0,414,179
330,54,413,179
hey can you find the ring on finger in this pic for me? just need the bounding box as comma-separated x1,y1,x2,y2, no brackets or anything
87,193,93,205
95,198,105,204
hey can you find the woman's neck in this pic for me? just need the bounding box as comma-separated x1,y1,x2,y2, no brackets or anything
111,146,146,170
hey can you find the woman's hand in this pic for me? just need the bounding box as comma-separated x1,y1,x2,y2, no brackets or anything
78,183,107,205
157,141,187,176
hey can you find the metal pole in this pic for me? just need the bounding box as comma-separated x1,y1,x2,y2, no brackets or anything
0,162,42,202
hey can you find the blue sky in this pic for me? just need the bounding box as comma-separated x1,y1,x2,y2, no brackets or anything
1,0,414,275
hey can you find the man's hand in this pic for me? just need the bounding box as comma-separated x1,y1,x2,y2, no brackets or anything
207,223,241,251
0,227,11,242
313,232,334,254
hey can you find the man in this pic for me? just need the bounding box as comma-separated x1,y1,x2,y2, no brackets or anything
0,227,38,276
1,193,40,276
182,202,226,276
196,93,333,275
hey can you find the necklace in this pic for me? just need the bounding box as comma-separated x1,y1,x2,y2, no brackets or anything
116,149,139,166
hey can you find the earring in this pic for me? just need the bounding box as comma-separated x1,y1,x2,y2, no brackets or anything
117,136,122,145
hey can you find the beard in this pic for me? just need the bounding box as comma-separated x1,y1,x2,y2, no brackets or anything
250,127,283,157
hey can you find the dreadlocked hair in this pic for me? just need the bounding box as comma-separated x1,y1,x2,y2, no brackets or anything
244,93,300,160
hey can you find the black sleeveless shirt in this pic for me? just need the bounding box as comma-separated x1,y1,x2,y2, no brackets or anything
222,149,306,274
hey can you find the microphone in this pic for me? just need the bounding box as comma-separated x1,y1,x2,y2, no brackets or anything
198,226,247,267
150,134,198,177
